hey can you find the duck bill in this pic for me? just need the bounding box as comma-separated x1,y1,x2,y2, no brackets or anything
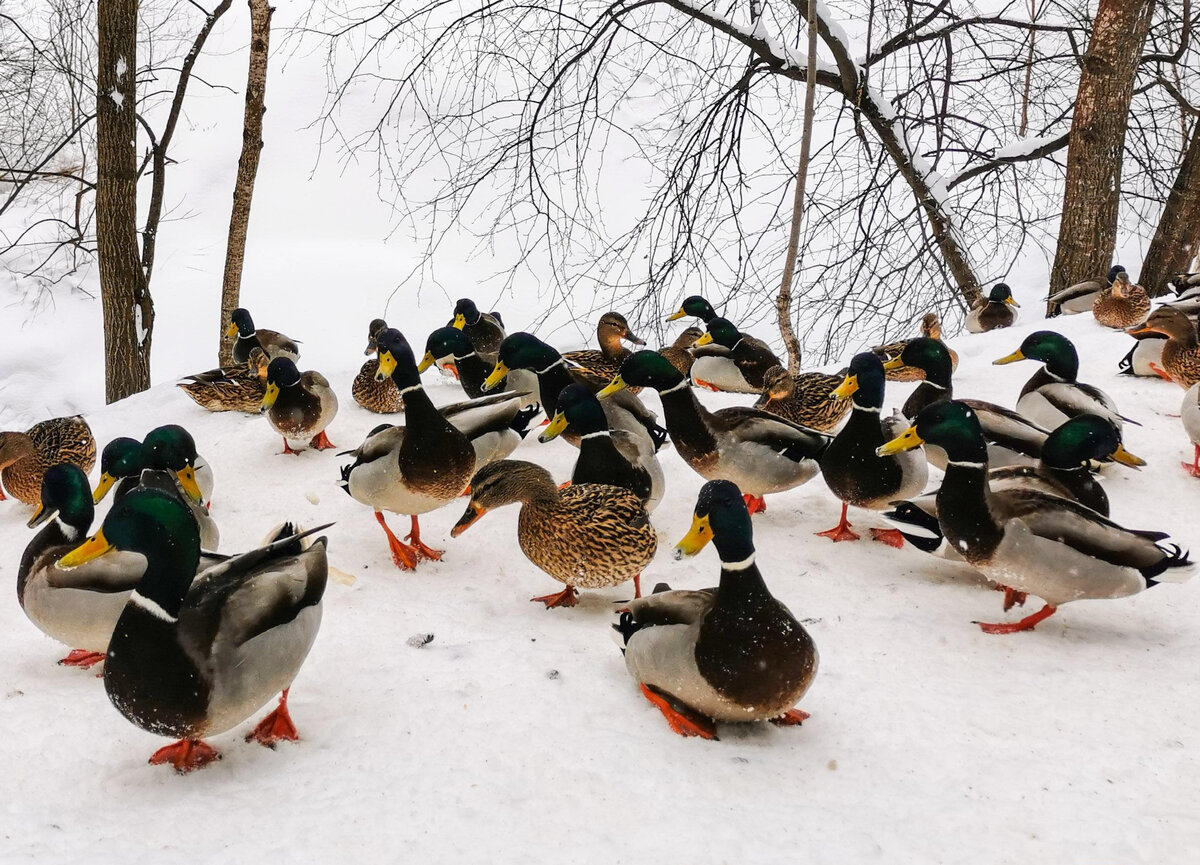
176,465,205,504
693,332,714,348
92,472,117,504
453,314,467,330
596,376,628,399
673,514,712,560
416,351,436,374
450,502,488,537
877,425,924,456
27,503,54,529
626,333,647,346
1005,297,1021,308
225,321,239,339
1111,444,1147,468
58,530,113,569
538,412,569,443
375,350,397,383
993,349,1025,366
481,361,509,392
881,357,906,372
830,375,858,400
260,382,280,412
363,341,377,357
1125,323,1157,337
665,309,687,322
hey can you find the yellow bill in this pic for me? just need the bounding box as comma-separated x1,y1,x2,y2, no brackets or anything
1005,296,1021,307
261,382,281,411
27,503,50,529
673,513,712,559
993,349,1025,366
831,374,858,400
417,351,436,374
92,472,117,504
481,361,509,392
882,356,906,371
665,308,687,322
176,465,204,505
375,350,397,382
58,530,113,569
693,332,714,347
596,376,627,400
453,314,467,330
1111,443,1146,468
538,412,569,443
225,321,239,339
877,425,925,456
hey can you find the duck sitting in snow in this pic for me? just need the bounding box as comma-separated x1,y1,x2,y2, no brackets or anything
0,416,96,505
226,307,300,363
965,283,1019,333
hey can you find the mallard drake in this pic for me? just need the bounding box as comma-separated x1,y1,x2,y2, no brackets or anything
658,327,703,377
483,333,665,450
878,400,1191,633
1126,307,1200,389
58,489,328,772
451,459,656,607
0,416,95,505
538,384,664,512
338,328,478,570
871,313,959,382
692,317,784,392
226,307,300,363
665,295,780,393
994,331,1130,432
261,358,339,453
886,336,1050,468
353,318,404,414
1170,272,1200,295
816,353,927,546
965,283,1019,333
421,326,512,400
754,364,849,432
1047,265,1126,316
613,480,816,739
1118,332,1167,378
177,348,269,413
1092,271,1150,329
1181,383,1200,477
598,351,830,514
562,312,646,386
452,298,506,361
19,464,224,670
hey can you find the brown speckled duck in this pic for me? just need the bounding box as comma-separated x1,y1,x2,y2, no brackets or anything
0,416,96,504
1093,271,1150,329
563,312,647,387
658,327,704,377
754,365,849,432
353,318,404,414
1127,307,1200,389
177,348,269,413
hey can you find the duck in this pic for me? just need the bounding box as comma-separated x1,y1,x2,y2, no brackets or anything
1093,271,1151,329
538,384,664,512
225,307,300,363
562,312,646,387
421,325,521,401
692,317,785,392
613,480,817,740
1181,383,1200,478
452,298,506,361
598,351,830,514
57,489,328,772
483,333,665,450
0,416,96,505
19,464,225,670
1046,264,1126,316
1126,307,1200,389
871,313,959,382
993,331,1131,432
353,318,404,414
261,358,339,453
754,364,849,433
338,328,478,571
965,283,1019,333
877,400,1191,633
177,348,269,413
886,336,1051,468
665,295,780,393
450,459,656,607
815,353,927,546
658,327,704,377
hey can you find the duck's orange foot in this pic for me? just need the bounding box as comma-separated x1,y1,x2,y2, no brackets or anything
281,438,301,455
694,379,721,392
404,515,443,562
558,481,572,491
1183,461,1200,478
769,708,811,727
148,739,221,773
639,684,718,740
816,523,860,543
975,603,1057,635
742,494,767,516
633,573,642,599
1001,586,1028,611
310,430,336,450
870,528,906,548
0,487,7,500
460,485,472,497
245,689,299,748
58,649,105,669
375,511,419,570
531,586,579,608
1149,362,1175,382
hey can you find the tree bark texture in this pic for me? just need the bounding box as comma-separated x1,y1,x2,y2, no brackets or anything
1139,121,1200,296
96,0,153,402
1047,0,1155,314
219,0,273,364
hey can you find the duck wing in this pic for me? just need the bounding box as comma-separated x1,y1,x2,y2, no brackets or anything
714,408,832,461
623,588,716,627
961,399,1050,457
440,391,531,437
1032,382,1134,426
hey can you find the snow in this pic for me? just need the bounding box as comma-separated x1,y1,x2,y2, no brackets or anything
992,134,1064,160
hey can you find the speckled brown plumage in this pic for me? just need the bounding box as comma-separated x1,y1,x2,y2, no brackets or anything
0,416,96,505
1129,306,1200,388
564,312,645,391
177,349,268,413
1093,276,1151,329
352,359,404,414
754,365,849,432
872,313,958,382
658,327,703,376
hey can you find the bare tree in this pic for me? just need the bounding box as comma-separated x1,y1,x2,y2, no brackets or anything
1139,118,1200,295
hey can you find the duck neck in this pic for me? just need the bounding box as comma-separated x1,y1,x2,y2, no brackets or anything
715,555,771,607
535,362,574,417
456,352,492,396
598,330,628,361
903,379,951,420
1043,464,1107,514
400,382,457,435
936,461,1003,558
658,382,718,455
132,534,202,622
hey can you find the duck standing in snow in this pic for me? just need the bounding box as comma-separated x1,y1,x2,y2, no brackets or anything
177,347,269,413
261,358,339,453
965,284,1019,333
562,311,647,387
1181,383,1200,477
753,364,849,433
451,298,506,362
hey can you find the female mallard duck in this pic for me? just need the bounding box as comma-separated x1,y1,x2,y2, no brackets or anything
0,416,96,505
665,295,781,393
965,283,1019,333
598,351,830,514
19,464,225,670
562,311,646,387
1047,265,1126,316
878,400,1191,633
816,353,927,546
452,298,506,361
1181,383,1200,477
338,328,478,571
483,333,665,450
886,336,1050,468
754,364,849,432
658,327,704,377
451,459,656,607
613,480,816,739
226,307,300,363
1126,307,1200,389
353,318,404,414
261,358,339,453
58,489,328,772
692,317,784,393
1093,271,1150,329
871,313,959,382
538,384,664,512
177,348,269,413
993,331,1131,432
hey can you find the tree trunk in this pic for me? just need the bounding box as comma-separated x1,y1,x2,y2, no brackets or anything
219,0,273,364
1139,121,1200,296
1047,0,1155,314
96,0,153,402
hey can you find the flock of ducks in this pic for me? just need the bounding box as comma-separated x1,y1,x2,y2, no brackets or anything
4,276,1199,769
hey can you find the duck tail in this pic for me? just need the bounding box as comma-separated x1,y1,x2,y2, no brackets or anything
1144,544,1193,586
509,404,542,438
612,611,643,651
336,463,354,497
1117,344,1136,376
